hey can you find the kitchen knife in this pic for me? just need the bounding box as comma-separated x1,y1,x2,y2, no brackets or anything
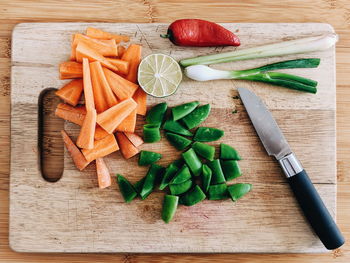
238,87,345,250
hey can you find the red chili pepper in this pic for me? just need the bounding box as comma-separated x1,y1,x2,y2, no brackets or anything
160,19,240,47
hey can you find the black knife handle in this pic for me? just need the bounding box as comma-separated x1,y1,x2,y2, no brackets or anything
288,170,345,250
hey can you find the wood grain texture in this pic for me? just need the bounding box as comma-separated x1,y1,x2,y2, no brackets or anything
10,23,335,253
0,0,349,262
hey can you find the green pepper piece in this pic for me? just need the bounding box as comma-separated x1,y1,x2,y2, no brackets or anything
220,143,242,160
134,177,146,195
162,195,179,223
169,180,193,195
116,175,138,203
159,163,179,190
208,183,229,200
146,102,167,126
207,159,226,184
138,150,162,166
182,148,202,176
172,101,200,121
221,160,242,181
227,183,252,201
194,127,224,142
192,142,215,161
170,164,191,184
201,164,212,193
163,120,193,136
140,164,164,200
165,132,192,150
182,104,211,129
180,185,206,206
143,124,161,143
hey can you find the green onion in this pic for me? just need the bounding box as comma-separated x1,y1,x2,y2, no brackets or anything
180,34,337,66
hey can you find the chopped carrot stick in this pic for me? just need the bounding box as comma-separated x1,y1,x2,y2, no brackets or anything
61,130,90,170
116,132,140,159
103,67,138,100
106,58,129,75
132,87,147,116
96,158,112,189
55,79,83,106
82,58,95,111
76,109,97,149
55,103,109,140
86,27,130,43
97,98,138,134
121,44,142,83
71,34,118,60
90,61,118,113
55,103,86,125
82,134,119,162
76,42,119,73
115,109,137,133
59,61,82,79
118,45,126,57
124,132,144,147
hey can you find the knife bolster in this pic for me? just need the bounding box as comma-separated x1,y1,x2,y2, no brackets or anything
278,153,303,178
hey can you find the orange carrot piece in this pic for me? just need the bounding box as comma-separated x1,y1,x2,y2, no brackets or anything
115,109,137,133
55,79,83,106
61,130,90,170
132,87,147,116
76,109,97,149
76,42,119,73
97,98,138,134
59,61,82,79
121,44,142,83
90,61,118,113
71,34,118,60
124,132,144,147
96,158,112,189
82,58,95,111
116,132,140,159
117,45,126,57
55,103,86,125
103,67,138,100
106,58,129,75
94,126,109,140
86,27,130,43
82,134,119,162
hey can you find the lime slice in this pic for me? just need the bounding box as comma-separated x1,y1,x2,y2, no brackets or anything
138,54,182,98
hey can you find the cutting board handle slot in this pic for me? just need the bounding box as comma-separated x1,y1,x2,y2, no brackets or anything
38,88,64,182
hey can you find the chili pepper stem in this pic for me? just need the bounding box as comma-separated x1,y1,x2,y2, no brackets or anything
160,34,170,38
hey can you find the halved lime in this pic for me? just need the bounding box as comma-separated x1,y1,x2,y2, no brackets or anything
138,54,182,98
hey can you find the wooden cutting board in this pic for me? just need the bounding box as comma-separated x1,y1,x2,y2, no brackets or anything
10,23,336,253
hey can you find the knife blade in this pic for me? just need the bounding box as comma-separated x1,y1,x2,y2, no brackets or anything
238,87,345,250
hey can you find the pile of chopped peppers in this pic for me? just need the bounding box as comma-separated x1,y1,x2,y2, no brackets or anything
116,101,252,223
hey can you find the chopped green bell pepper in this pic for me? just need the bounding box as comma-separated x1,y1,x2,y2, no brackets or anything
220,143,241,160
163,120,193,136
221,160,242,181
116,174,137,203
140,164,164,200
180,185,206,206
227,183,252,201
165,132,192,150
172,101,199,121
182,148,202,176
143,124,161,143
194,127,224,142
146,102,167,126
192,141,215,161
201,164,212,193
208,183,229,200
138,150,162,166
159,163,179,190
169,179,193,195
207,159,226,184
182,104,211,129
170,164,191,184
134,177,146,195
162,195,179,223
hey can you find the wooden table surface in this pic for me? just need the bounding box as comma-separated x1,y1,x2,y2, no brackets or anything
0,0,349,262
